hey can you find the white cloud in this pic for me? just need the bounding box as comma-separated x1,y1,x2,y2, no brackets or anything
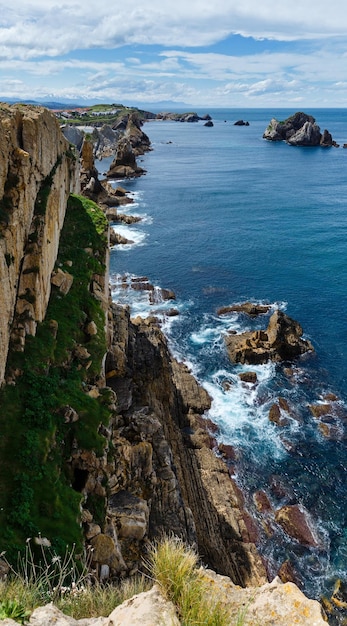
2,1,347,106
2,1,347,60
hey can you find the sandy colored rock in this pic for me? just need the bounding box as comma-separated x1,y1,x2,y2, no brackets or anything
246,577,327,625
107,585,179,626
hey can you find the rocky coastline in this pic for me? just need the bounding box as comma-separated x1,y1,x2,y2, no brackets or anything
0,104,337,624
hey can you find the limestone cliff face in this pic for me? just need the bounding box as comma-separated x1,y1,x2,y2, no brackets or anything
0,103,79,384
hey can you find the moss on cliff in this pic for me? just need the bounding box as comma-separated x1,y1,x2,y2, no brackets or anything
0,195,110,560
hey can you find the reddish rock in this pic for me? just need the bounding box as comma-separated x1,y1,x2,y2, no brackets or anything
323,392,338,402
253,490,272,513
218,443,237,461
269,403,289,427
242,510,259,543
275,504,319,547
278,397,290,412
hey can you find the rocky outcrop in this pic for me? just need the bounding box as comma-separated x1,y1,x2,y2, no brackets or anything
0,103,79,385
124,113,151,156
225,310,314,364
217,301,271,317
263,111,337,146
234,119,249,126
93,124,121,159
80,139,133,209
106,137,145,179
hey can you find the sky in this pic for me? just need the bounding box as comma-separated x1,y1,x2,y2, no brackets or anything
1,0,347,108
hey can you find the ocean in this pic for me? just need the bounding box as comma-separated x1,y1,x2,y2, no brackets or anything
98,108,347,609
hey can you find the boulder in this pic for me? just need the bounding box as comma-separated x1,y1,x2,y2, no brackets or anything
51,268,74,295
107,490,149,540
269,403,289,427
275,504,319,547
225,310,314,364
253,490,272,513
106,585,180,625
234,120,249,126
239,371,258,384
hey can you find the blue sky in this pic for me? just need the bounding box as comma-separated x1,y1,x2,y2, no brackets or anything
1,0,347,107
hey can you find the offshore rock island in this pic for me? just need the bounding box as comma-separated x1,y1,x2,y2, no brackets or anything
0,103,329,624
263,111,338,146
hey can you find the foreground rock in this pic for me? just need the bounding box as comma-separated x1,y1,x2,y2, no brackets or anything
225,310,314,364
18,576,327,625
263,111,337,146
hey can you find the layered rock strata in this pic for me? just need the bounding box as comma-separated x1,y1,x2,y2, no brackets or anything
71,305,267,586
0,103,79,385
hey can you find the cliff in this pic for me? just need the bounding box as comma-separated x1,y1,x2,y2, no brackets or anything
0,103,79,385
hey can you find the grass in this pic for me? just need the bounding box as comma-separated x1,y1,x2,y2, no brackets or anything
148,536,233,626
0,540,150,620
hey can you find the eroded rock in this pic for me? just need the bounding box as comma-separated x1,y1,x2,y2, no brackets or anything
225,310,314,364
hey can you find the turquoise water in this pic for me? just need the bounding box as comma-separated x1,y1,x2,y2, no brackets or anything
103,109,347,608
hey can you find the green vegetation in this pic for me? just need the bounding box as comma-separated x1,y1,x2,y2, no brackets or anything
0,598,30,624
0,194,111,561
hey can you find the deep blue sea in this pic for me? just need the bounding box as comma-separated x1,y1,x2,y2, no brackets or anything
99,109,347,609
